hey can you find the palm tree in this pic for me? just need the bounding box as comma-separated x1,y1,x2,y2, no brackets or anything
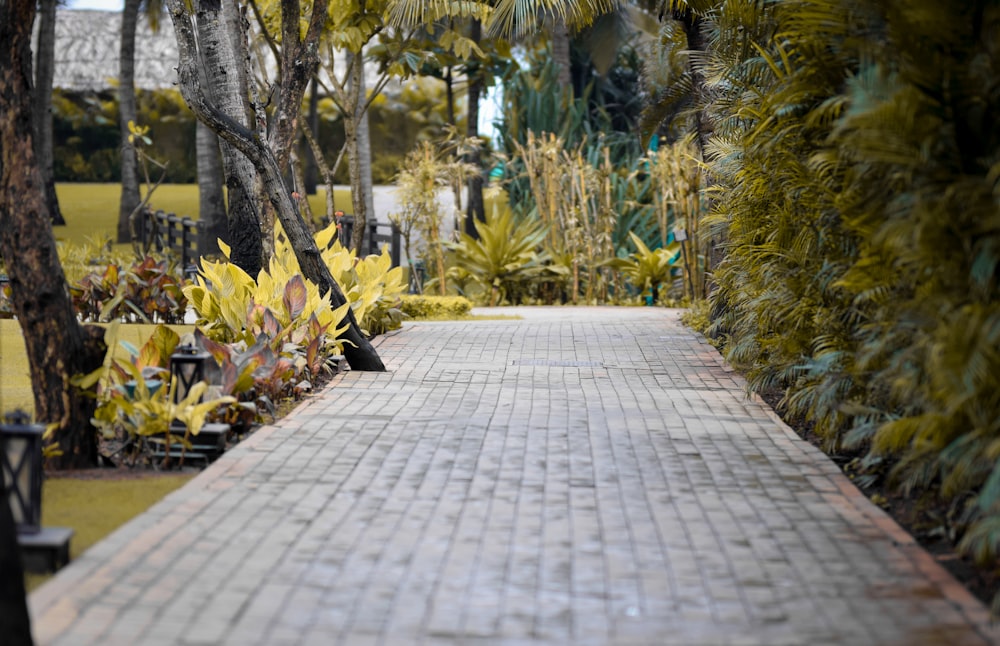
117,0,165,244
196,121,226,255
117,0,142,243
33,0,65,226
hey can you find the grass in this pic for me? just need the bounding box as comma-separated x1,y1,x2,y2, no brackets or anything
24,473,194,592
1,321,194,415
51,183,351,249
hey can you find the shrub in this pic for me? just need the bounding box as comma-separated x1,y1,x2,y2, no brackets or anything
312,224,407,336
399,295,472,319
445,207,558,306
70,256,188,324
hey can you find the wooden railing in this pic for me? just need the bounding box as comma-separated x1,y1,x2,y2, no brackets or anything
136,209,204,270
138,208,402,269
326,215,402,266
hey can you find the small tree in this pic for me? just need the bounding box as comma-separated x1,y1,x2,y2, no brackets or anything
166,0,386,371
390,138,478,295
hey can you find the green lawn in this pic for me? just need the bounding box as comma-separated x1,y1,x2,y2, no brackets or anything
53,183,349,248
24,473,194,592
1,321,194,415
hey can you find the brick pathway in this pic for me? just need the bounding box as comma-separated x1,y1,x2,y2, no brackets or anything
29,307,999,645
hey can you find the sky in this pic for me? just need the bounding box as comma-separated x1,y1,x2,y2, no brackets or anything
65,0,121,9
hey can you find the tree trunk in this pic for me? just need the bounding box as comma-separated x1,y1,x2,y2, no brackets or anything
346,51,375,255
445,66,455,127
0,479,32,646
464,20,485,238
196,0,263,277
167,0,385,371
0,0,108,468
304,78,319,195
196,121,227,255
357,87,376,254
551,17,573,95
33,0,64,227
117,0,141,244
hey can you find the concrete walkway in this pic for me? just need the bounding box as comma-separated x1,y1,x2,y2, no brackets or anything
29,307,999,645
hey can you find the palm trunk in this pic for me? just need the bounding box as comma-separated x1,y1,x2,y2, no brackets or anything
117,0,142,244
197,0,263,277
464,19,485,238
551,17,573,95
357,91,376,253
345,51,368,254
33,0,64,226
1,0,107,468
196,121,227,254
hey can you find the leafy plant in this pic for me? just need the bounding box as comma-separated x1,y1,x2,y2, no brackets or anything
84,324,235,467
606,231,681,304
399,295,473,319
184,239,351,350
70,256,188,323
313,225,407,336
446,206,557,306
661,0,1000,608
388,137,479,295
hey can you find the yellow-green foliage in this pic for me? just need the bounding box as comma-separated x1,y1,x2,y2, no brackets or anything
80,324,236,463
313,223,407,335
183,239,350,349
446,207,555,306
0,320,194,416
607,231,681,303
680,0,1000,596
513,132,619,303
399,295,472,319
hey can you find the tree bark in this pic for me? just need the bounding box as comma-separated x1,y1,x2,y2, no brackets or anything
268,0,326,174
117,0,141,243
304,78,319,194
196,120,227,255
167,0,385,371
464,19,485,238
33,0,64,227
0,479,32,646
345,51,375,255
357,80,376,254
196,0,263,277
551,17,573,96
1,0,108,468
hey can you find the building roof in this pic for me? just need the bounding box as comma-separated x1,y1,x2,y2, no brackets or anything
50,10,178,91
48,9,386,93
